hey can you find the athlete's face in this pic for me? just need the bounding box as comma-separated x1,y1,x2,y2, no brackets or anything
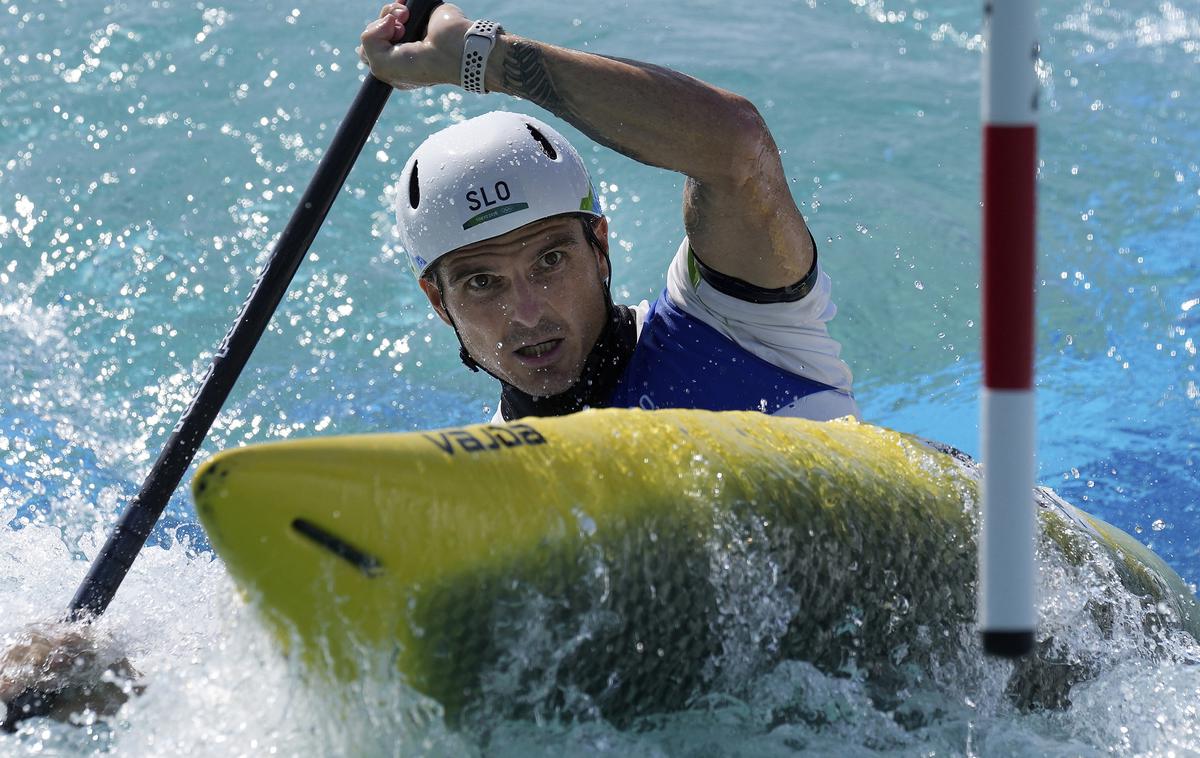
420,215,611,397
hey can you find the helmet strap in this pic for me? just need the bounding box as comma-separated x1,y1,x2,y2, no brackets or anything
445,308,483,373
458,344,482,372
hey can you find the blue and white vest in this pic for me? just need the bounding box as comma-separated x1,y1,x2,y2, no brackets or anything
605,291,843,415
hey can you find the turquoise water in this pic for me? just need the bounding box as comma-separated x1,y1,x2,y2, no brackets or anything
1,0,1198,753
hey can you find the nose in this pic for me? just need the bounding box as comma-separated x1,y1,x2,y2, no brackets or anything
505,275,547,328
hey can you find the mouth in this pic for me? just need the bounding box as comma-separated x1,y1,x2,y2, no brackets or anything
513,338,564,365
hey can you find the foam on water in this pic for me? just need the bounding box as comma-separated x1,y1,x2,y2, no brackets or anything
2,0,1199,753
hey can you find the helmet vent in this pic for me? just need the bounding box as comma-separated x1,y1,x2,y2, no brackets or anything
526,124,558,160
408,161,420,209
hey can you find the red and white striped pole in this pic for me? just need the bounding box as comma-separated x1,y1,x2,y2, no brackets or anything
980,0,1038,657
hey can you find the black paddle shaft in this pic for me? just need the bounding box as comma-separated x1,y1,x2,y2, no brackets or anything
71,0,441,619
1,0,441,733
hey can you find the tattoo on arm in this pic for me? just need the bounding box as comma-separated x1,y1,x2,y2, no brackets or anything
502,41,565,114
501,40,654,164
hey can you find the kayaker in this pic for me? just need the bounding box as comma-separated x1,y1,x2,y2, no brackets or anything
1,2,860,726
360,2,859,422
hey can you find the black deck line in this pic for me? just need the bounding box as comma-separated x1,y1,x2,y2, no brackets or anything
291,518,384,577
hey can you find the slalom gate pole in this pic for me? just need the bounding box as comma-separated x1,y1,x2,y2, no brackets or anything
0,0,443,731
979,0,1039,657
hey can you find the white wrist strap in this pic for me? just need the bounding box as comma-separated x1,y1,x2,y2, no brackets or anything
461,20,502,94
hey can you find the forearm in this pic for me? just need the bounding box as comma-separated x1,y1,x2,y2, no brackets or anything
485,35,768,186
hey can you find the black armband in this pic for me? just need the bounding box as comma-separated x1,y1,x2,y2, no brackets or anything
689,232,820,304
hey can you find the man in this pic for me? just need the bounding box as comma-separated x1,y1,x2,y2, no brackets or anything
361,1,858,422
0,2,858,726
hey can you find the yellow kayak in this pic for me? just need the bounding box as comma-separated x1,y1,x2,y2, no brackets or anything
192,408,1199,719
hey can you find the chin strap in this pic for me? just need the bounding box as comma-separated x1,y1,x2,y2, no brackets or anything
427,304,481,372
459,343,482,372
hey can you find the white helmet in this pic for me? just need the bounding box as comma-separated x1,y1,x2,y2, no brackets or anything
394,111,601,280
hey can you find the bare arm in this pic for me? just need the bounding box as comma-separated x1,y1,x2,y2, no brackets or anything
361,3,813,288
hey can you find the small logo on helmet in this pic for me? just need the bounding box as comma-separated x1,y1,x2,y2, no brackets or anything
409,253,427,277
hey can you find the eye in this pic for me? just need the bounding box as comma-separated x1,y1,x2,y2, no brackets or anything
539,250,565,268
466,273,492,290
